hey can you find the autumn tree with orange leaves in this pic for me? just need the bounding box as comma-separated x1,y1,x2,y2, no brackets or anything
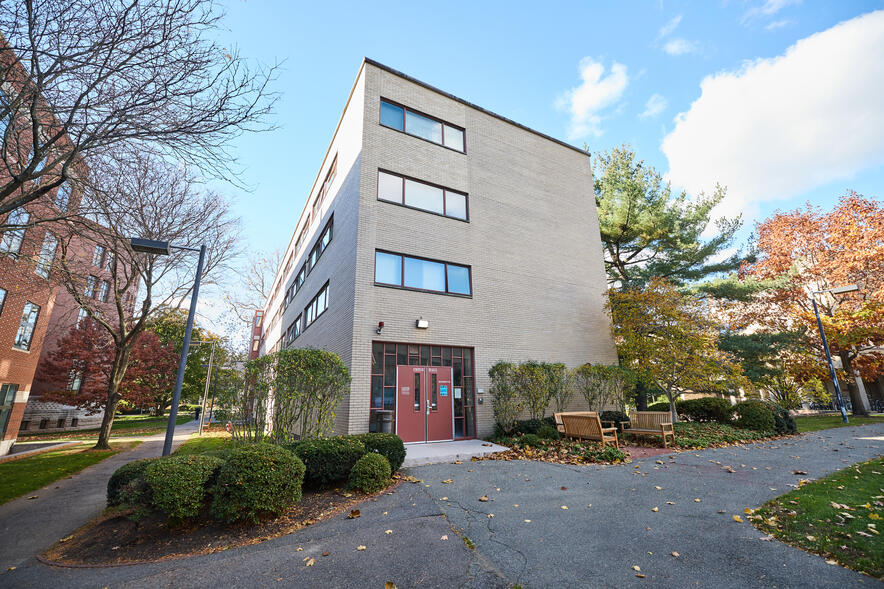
40,320,179,416
740,192,884,415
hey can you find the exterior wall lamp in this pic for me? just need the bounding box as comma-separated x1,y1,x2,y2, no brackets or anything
376,321,384,335
415,317,429,329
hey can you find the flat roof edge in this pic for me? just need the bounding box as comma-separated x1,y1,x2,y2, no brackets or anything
363,58,590,158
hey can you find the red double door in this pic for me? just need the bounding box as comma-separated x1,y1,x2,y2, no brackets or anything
396,365,454,443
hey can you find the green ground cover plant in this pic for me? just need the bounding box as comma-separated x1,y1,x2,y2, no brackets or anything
670,422,772,448
752,456,884,578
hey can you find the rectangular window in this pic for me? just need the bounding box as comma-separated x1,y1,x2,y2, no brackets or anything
13,302,40,351
98,280,110,302
0,209,30,255
55,184,71,212
374,251,472,296
0,287,6,317
304,282,329,328
379,99,465,153
35,232,57,278
104,251,114,272
84,275,98,298
286,314,302,345
92,245,105,267
0,384,19,435
377,170,468,221
313,155,337,218
77,307,88,327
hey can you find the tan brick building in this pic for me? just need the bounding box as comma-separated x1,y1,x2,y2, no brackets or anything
258,59,616,441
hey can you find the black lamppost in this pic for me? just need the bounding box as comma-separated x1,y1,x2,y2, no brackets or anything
811,284,858,425
130,238,206,456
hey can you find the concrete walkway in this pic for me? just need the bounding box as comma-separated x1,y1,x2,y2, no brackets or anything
0,419,198,572
403,439,508,467
1,423,881,588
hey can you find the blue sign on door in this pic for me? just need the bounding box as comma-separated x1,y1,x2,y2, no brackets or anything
440,385,448,397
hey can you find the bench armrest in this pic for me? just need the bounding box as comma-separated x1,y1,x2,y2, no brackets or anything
601,427,617,433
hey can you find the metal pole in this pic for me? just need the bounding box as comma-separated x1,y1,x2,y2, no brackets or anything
162,244,207,456
198,340,216,436
813,296,849,424
208,368,218,427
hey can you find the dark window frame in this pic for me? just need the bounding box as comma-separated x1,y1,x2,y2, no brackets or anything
285,216,333,309
285,313,302,346
13,301,41,351
303,282,330,330
379,98,466,154
377,169,469,222
313,154,338,218
373,250,472,298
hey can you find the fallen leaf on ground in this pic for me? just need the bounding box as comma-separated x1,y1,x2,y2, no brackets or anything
561,506,568,510
27,496,38,500
348,510,361,519
479,495,489,502
488,514,494,518
385,530,393,534
386,583,398,589
666,501,675,505
793,470,808,475
441,497,448,501
744,508,754,515
733,515,743,523
760,534,774,541
671,552,679,557
694,498,701,503
636,573,646,578
633,565,641,571
524,519,532,523
357,545,366,551
441,479,453,484
296,547,303,551
654,486,662,490
651,507,659,512
322,550,330,556
806,535,816,541
441,535,448,541
561,486,567,490
305,558,315,567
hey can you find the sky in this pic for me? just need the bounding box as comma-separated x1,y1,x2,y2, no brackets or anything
201,0,884,343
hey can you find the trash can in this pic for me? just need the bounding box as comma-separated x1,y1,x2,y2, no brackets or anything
378,410,394,434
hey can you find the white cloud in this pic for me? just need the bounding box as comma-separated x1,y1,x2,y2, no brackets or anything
558,57,629,138
640,94,668,119
663,38,700,55
744,0,802,23
662,10,884,222
658,15,683,39
765,19,793,30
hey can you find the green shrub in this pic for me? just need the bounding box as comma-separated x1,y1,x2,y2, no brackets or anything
144,455,224,520
600,410,630,430
517,433,543,447
348,453,392,494
674,422,770,448
351,433,406,472
293,436,366,488
107,458,157,506
769,404,797,434
212,444,305,523
536,424,561,440
677,397,733,424
581,445,627,463
733,400,776,432
646,401,671,412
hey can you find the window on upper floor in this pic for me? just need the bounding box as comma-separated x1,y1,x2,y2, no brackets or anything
13,301,40,351
285,313,302,345
0,384,19,435
304,282,329,328
284,217,334,309
35,232,57,278
104,250,115,272
0,208,29,255
313,155,337,218
98,280,110,302
84,275,98,298
378,170,468,221
0,287,6,317
77,307,88,327
380,99,465,152
55,183,71,212
92,245,105,267
375,251,471,296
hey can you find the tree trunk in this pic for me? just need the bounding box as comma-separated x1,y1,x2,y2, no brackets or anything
94,344,133,449
667,391,679,423
635,381,649,411
838,352,870,416
94,400,120,450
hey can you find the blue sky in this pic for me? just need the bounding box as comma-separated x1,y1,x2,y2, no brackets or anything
204,0,884,335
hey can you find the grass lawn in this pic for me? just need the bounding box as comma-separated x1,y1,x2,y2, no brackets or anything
796,414,884,433
752,456,884,578
17,414,192,441
0,441,141,505
173,431,232,456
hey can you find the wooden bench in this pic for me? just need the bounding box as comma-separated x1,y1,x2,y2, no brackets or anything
554,411,596,434
559,412,619,449
624,411,676,448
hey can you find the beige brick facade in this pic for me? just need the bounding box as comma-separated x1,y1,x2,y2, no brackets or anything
261,60,616,439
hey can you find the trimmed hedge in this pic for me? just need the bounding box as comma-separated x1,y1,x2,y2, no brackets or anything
352,433,406,472
733,400,776,432
646,401,672,412
144,455,224,520
537,424,561,440
677,397,733,424
293,436,366,488
769,404,797,434
107,458,157,506
212,444,305,523
517,433,543,447
349,453,392,494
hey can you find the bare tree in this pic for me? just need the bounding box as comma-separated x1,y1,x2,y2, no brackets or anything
223,248,281,322
0,0,276,224
52,150,239,449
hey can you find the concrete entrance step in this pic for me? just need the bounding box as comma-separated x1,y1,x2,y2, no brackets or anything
402,440,508,467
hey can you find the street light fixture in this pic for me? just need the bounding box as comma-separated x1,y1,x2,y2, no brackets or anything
130,237,206,456
811,284,858,424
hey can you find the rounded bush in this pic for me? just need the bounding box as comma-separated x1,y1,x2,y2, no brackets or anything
769,403,797,434
144,454,225,520
212,444,306,523
733,400,776,432
536,424,562,440
349,453,392,494
517,433,543,447
107,458,157,506
294,436,366,488
677,397,733,424
646,401,671,412
351,433,406,472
